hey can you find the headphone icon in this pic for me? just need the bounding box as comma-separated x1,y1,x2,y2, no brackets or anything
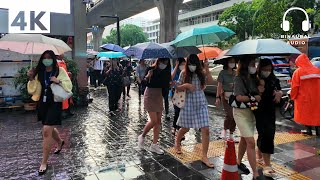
281,7,311,32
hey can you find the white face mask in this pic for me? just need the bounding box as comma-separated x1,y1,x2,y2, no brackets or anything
158,63,167,70
228,63,235,69
179,65,184,71
261,71,271,78
248,67,257,74
188,65,197,72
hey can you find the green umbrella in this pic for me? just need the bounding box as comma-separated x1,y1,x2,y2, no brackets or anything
172,25,235,47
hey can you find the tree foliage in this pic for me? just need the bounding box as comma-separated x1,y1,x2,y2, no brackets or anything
103,24,148,47
219,0,318,40
218,2,254,41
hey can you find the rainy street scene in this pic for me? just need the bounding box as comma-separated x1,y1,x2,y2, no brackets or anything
0,0,320,180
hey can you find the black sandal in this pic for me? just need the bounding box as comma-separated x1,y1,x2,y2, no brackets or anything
54,140,65,154
38,165,48,176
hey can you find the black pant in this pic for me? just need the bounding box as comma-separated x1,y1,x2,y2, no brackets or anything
89,71,95,86
255,110,276,154
138,82,146,96
93,70,102,88
123,86,130,96
173,105,181,129
107,85,122,111
162,87,169,115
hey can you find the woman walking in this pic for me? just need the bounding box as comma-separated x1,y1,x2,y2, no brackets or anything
171,58,186,135
27,50,72,175
138,58,171,154
175,55,214,168
105,58,123,114
255,58,282,177
136,59,148,97
233,57,261,179
123,61,133,98
215,57,237,139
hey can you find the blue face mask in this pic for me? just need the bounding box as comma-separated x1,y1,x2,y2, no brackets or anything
43,59,53,67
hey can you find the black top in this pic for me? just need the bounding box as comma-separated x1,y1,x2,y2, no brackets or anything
38,70,58,104
106,68,123,86
124,65,133,77
259,76,281,112
145,67,171,88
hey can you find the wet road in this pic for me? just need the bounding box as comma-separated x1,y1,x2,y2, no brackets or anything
0,85,309,179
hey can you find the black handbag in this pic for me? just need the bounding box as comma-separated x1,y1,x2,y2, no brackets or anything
228,78,258,110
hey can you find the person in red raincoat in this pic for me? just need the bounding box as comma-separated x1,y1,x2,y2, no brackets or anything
56,55,74,119
291,54,320,136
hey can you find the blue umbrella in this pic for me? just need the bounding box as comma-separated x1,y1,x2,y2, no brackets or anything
100,43,125,52
124,42,172,59
226,39,302,56
97,51,126,59
161,42,201,58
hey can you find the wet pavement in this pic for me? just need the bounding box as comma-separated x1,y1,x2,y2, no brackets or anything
0,85,319,180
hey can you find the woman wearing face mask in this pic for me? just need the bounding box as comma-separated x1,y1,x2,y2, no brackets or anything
175,55,215,168
233,57,261,179
138,58,171,154
171,58,186,135
215,57,237,139
254,58,282,177
27,50,72,175
105,58,124,114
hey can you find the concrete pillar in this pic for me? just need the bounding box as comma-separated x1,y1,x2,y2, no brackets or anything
92,27,104,51
155,0,183,43
73,0,89,106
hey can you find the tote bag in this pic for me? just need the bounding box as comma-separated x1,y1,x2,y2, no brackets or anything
50,83,73,102
172,89,186,108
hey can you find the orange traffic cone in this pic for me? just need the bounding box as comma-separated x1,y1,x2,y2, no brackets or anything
221,139,239,180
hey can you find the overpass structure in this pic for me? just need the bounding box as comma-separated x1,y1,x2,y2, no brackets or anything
86,0,183,50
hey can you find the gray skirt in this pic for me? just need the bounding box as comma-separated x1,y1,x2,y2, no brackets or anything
144,87,163,112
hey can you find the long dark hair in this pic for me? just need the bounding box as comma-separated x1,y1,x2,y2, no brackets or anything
35,50,59,77
257,58,276,80
184,54,205,87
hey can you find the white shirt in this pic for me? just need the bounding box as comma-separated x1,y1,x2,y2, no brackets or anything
94,60,103,70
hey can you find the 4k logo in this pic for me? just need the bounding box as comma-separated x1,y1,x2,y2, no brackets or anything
9,10,50,33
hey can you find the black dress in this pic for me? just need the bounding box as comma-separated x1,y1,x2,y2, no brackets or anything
37,70,62,126
254,76,281,154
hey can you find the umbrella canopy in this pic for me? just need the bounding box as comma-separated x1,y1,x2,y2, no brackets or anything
213,49,232,64
173,25,235,47
0,34,71,55
97,52,126,59
162,42,201,58
124,42,172,59
100,43,125,52
197,47,222,60
226,39,302,56
99,57,109,61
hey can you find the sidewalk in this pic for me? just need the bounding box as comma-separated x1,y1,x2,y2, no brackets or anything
0,87,319,179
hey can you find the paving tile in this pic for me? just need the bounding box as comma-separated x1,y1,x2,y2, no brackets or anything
169,165,195,178
138,161,164,173
119,166,145,179
146,169,178,180
199,168,221,180
284,149,315,160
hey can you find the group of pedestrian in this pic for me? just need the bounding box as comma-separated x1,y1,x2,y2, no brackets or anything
28,48,319,179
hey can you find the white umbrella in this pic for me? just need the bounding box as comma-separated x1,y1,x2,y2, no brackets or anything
0,34,72,55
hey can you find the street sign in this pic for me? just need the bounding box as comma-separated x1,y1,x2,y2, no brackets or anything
9,10,50,33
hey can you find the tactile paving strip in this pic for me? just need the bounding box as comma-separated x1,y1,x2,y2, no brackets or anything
166,132,315,179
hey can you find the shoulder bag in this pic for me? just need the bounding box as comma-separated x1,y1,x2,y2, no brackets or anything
228,78,258,110
50,83,73,102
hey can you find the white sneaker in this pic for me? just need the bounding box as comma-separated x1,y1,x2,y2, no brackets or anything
149,144,164,155
138,135,145,149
